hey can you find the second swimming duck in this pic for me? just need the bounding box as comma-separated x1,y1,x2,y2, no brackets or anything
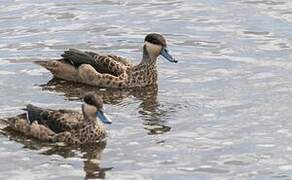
0,93,112,145
36,33,177,88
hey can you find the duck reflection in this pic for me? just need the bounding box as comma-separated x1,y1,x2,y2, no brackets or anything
43,142,112,179
0,130,112,179
40,78,171,135
135,85,172,135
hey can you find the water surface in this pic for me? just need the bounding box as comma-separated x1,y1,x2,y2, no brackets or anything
1,0,292,179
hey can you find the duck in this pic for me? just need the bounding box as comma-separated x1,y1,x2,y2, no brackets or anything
35,33,177,88
0,93,112,145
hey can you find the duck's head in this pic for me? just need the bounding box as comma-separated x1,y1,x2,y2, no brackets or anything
82,93,112,124
144,33,177,63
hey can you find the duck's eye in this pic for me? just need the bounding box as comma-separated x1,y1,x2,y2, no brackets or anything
84,95,96,106
150,39,160,45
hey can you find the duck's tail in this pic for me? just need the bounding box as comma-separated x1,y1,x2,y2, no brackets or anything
0,118,9,126
34,49,96,69
34,60,47,66
34,49,104,82
34,60,57,71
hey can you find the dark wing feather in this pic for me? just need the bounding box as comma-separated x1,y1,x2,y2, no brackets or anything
61,49,112,74
26,104,82,133
61,49,94,67
61,49,128,76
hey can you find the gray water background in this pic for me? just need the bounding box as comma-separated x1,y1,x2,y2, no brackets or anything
1,0,292,179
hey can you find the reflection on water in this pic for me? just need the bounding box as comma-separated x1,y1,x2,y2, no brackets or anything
40,78,131,103
43,144,113,179
137,87,172,135
1,130,112,179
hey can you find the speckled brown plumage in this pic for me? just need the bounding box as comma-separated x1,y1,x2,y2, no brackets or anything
0,93,111,145
35,33,177,88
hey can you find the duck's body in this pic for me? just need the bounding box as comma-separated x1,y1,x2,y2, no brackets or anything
36,33,177,88
0,93,112,145
25,104,83,133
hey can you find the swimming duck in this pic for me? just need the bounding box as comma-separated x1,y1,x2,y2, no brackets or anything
0,93,112,145
36,33,177,88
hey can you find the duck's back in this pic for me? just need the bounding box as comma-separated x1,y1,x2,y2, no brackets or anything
61,49,130,77
35,48,133,88
26,104,82,133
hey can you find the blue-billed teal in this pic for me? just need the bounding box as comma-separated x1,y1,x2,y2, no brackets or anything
35,33,177,88
0,93,112,145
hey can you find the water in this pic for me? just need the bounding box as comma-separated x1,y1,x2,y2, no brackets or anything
1,0,292,179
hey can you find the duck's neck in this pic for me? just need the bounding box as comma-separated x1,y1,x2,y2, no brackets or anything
134,46,158,72
139,45,158,66
82,112,105,132
130,46,158,87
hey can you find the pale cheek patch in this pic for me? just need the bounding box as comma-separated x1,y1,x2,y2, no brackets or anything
83,104,97,117
145,42,162,56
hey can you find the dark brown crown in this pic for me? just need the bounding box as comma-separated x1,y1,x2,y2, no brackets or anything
83,93,103,110
144,33,167,47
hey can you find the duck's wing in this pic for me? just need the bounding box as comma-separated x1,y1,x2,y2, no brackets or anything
25,104,82,133
67,49,132,67
35,49,132,87
61,49,130,76
106,54,132,66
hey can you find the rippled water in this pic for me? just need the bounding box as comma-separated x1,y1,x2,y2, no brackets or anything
1,0,292,179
